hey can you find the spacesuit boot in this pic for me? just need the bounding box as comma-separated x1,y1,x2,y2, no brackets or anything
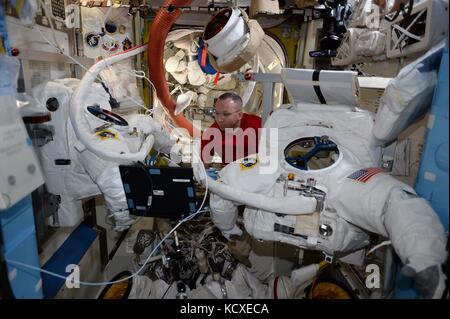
108,209,137,232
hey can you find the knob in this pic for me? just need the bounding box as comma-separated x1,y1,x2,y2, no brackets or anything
319,224,333,237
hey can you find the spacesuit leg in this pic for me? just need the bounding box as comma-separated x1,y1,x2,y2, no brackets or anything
209,193,242,240
77,148,135,231
96,165,136,231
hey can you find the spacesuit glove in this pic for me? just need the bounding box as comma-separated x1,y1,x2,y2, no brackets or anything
206,168,220,180
109,210,136,232
192,162,207,185
221,224,244,241
402,264,448,299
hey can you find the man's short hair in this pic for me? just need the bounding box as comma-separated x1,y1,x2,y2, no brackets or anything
217,92,243,109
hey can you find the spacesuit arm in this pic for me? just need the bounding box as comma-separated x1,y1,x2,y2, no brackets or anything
383,187,447,298
209,193,242,239
206,176,317,215
383,187,447,273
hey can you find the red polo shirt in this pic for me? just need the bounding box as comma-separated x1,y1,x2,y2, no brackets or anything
201,113,262,164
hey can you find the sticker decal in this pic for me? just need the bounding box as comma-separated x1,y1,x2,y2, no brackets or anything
95,129,118,140
347,167,385,183
240,156,258,170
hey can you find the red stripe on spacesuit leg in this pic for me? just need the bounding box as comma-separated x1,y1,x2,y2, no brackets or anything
273,276,279,299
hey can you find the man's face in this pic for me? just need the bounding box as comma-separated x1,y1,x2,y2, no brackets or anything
213,98,243,131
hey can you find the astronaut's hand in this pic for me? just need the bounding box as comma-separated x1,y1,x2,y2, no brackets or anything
402,264,448,299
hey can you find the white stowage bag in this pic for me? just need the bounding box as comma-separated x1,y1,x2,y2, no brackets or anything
354,30,385,56
281,69,360,106
126,261,326,299
188,264,308,299
373,42,445,145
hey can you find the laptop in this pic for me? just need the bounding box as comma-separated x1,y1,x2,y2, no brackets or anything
119,165,198,220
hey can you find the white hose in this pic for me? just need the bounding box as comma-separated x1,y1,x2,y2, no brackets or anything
367,240,392,256
69,45,154,164
203,173,317,215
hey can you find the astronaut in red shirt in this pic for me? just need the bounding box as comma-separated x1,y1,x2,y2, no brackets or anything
201,92,262,164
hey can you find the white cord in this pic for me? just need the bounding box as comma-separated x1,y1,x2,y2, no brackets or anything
36,22,152,117
367,240,392,256
35,25,104,83
111,69,155,113
38,0,60,48
34,3,123,85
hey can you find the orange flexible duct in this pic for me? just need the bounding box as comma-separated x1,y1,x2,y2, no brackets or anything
148,0,200,137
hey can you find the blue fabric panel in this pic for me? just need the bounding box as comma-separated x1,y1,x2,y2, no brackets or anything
41,223,97,299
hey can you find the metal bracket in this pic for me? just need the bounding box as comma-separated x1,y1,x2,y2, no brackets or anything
236,72,282,124
322,251,334,263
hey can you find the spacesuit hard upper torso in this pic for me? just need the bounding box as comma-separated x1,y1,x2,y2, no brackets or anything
210,104,446,274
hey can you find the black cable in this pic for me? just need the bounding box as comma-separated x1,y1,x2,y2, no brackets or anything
161,281,173,299
100,81,120,109
312,70,327,104
442,234,449,299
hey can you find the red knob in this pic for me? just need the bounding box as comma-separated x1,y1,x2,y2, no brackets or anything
11,47,20,56
244,72,253,81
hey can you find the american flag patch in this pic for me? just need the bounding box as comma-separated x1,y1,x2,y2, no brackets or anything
347,168,385,183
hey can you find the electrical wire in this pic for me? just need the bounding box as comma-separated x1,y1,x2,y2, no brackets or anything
34,1,150,96
134,254,163,267
35,11,154,128
367,240,392,256
111,69,155,114
34,23,104,83
160,281,174,299
37,0,60,48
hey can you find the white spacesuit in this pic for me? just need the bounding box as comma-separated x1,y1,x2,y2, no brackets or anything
205,44,448,298
30,78,176,230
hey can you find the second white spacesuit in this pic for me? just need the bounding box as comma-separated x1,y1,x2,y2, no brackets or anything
203,40,450,297
206,102,446,298
31,78,177,230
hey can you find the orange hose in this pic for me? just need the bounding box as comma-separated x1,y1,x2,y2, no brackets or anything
148,0,200,137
